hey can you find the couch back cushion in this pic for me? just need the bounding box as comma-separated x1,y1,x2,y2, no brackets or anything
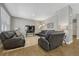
0,31,15,40
45,30,55,39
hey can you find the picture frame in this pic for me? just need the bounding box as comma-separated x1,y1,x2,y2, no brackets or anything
47,23,54,28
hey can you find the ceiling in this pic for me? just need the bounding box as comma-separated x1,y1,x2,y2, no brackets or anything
4,3,79,21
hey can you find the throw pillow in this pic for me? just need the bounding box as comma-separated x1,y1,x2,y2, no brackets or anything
15,30,22,36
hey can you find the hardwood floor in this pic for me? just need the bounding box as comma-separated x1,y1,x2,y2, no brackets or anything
0,36,79,56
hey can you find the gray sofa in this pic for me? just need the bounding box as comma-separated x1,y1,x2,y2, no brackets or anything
0,31,25,50
38,31,65,51
36,30,55,37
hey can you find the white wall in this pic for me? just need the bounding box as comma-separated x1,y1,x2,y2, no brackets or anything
11,17,40,35
57,6,73,44
76,14,79,39
0,7,1,33
68,6,73,44
56,6,69,30
42,6,69,31
42,15,58,30
1,7,11,32
0,4,11,48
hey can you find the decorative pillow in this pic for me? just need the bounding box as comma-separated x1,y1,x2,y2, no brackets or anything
15,30,22,36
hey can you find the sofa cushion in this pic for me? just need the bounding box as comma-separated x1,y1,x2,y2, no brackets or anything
44,30,55,40
1,31,15,39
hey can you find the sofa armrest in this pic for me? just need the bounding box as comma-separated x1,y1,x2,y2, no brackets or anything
38,37,50,51
39,37,49,44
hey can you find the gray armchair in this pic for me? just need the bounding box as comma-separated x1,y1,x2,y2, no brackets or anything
38,31,65,51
